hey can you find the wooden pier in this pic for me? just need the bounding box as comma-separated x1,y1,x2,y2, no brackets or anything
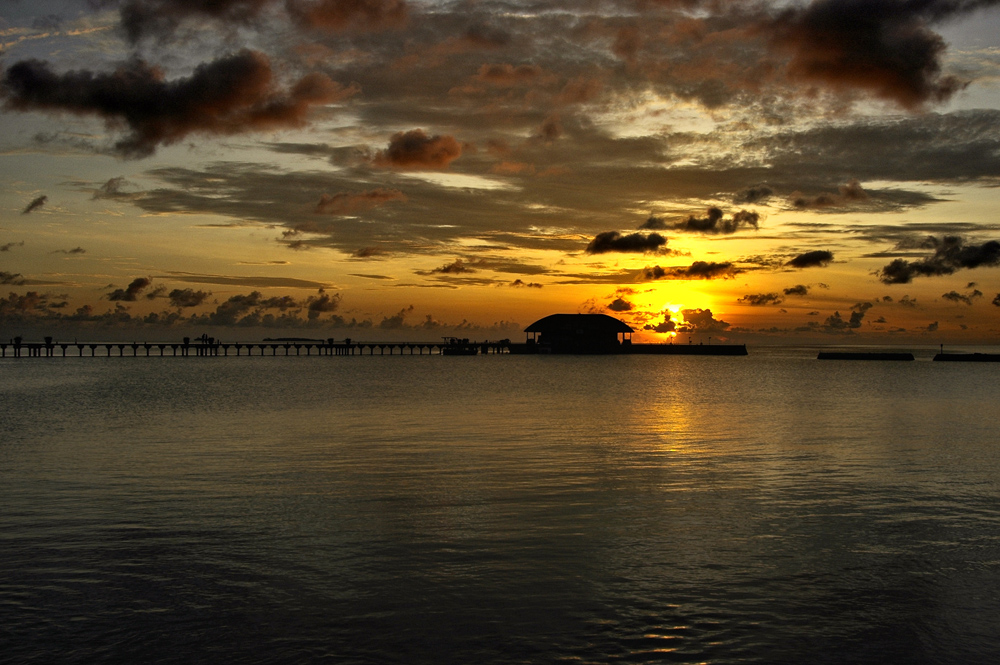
0,337,509,358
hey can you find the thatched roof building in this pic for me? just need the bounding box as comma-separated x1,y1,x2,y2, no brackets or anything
523,314,633,354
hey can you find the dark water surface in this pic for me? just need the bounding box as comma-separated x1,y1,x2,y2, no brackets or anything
2,349,1000,664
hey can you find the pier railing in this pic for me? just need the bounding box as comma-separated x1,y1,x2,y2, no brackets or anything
0,338,509,358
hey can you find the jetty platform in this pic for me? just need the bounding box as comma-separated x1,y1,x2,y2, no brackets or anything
625,343,748,356
506,341,747,355
933,352,1000,362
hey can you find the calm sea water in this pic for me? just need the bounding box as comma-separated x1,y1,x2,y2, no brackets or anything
2,348,1000,664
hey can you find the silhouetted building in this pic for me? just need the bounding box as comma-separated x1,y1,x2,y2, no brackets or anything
523,313,633,354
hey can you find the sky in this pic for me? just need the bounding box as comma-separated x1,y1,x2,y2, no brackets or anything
2,0,1000,343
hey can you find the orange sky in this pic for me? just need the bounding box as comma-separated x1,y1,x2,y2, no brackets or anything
3,0,1000,343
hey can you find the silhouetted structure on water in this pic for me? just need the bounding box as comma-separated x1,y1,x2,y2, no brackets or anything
3,314,749,358
0,337,508,358
934,352,1000,362
517,314,633,354
441,337,479,355
509,314,747,355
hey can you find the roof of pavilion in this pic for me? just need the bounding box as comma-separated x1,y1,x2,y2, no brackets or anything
524,314,634,334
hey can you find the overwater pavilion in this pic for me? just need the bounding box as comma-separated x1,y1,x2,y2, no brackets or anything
523,313,633,354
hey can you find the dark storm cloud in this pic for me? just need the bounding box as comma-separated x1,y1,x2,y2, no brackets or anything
783,284,809,296
285,0,408,32
822,311,851,331
941,289,983,305
853,225,1000,262
557,76,605,106
129,163,571,256
644,313,676,333
677,308,730,334
32,14,64,30
674,207,760,234
1,271,27,285
114,111,979,261
1,241,25,252
306,289,340,319
878,236,1000,283
585,231,667,254
430,259,475,274
24,2,1000,290
611,25,642,64
761,0,980,108
119,0,271,42
734,185,773,204
0,291,46,318
315,188,407,215
145,286,168,300
791,179,869,209
641,261,738,281
822,302,872,332
556,270,639,285
168,288,211,308
21,195,48,214
638,216,666,230
740,254,789,269
379,305,413,329
0,286,352,328
473,63,550,86
747,111,1000,183
509,279,542,288
197,291,265,326
534,115,563,143
53,247,86,254
107,277,152,301
1,50,355,158
372,129,462,169
119,0,407,42
608,297,633,312
70,3,1000,188
156,271,330,289
454,257,550,276
184,289,341,326
351,247,388,259
738,293,784,306
993,294,1000,306
92,177,139,200
786,250,834,268
260,295,300,310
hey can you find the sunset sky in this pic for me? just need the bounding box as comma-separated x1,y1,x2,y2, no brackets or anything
3,0,1000,342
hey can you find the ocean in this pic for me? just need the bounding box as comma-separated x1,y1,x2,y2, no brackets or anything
2,348,999,664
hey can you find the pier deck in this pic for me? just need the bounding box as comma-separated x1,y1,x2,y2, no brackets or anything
1,338,751,358
0,339,509,358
